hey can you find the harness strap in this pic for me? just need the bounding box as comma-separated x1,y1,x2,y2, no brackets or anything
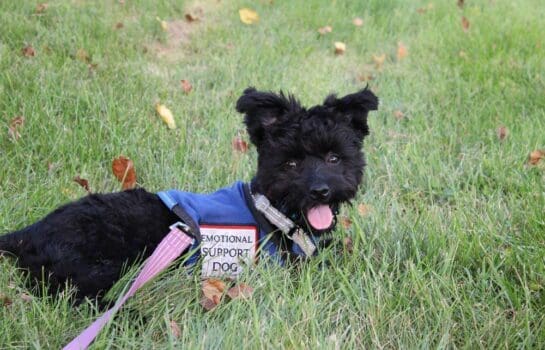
63,224,194,350
251,193,317,257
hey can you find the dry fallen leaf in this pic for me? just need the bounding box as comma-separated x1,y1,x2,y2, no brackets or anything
185,13,199,22
1,293,13,307
497,126,508,141
417,3,434,13
372,53,386,70
200,296,218,311
239,8,259,25
334,42,346,55
170,320,181,338
36,3,48,13
202,278,226,299
461,16,470,32
181,79,192,94
317,25,332,35
397,42,408,60
20,293,32,302
343,237,354,254
75,48,90,63
47,162,60,174
155,104,177,129
112,156,137,190
357,203,372,216
357,72,375,82
201,278,226,311
528,150,545,165
352,17,363,26
73,176,91,193
232,136,249,153
340,216,352,229
393,110,404,120
8,116,24,141
22,45,35,57
227,283,254,300
115,22,124,29
155,17,168,31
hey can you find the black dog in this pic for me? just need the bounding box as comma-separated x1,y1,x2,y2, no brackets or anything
0,87,378,301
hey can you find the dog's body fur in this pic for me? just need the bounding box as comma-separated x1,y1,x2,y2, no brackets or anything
0,87,378,301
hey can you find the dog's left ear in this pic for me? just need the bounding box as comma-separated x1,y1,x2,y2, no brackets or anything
324,87,379,138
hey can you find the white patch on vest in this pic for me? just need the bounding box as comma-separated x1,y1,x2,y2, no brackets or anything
200,225,257,278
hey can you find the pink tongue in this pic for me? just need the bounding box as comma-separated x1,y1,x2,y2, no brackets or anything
306,205,333,230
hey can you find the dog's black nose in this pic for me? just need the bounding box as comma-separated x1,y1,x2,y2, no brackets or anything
310,184,330,200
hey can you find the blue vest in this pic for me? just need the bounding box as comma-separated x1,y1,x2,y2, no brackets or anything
158,182,318,268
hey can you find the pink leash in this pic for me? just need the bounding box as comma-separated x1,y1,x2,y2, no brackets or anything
63,223,194,350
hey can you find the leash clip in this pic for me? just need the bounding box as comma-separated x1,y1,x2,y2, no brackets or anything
289,228,317,257
169,221,201,244
169,221,191,233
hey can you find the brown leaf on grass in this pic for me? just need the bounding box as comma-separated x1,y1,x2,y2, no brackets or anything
357,203,372,216
1,293,13,307
88,63,98,75
8,116,25,141
112,156,137,190
75,48,90,63
115,22,124,29
202,278,226,299
342,237,354,253
340,216,352,229
199,296,219,311
47,162,60,174
417,3,434,13
528,150,545,165
397,42,408,60
461,16,470,32
357,74,374,82
36,3,48,13
352,17,363,27
185,13,199,22
227,283,254,300
73,176,91,193
457,0,465,9
372,53,386,70
22,45,35,57
181,79,192,93
393,110,404,120
20,293,32,302
317,25,332,35
169,320,181,338
239,8,259,25
201,278,226,311
497,126,509,141
232,135,249,153
334,42,346,55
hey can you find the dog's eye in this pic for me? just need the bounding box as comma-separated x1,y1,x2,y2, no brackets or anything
285,160,298,169
326,154,340,164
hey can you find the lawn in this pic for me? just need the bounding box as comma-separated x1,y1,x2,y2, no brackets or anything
1,0,544,348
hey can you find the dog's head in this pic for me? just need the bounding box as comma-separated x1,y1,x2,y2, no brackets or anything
236,87,378,234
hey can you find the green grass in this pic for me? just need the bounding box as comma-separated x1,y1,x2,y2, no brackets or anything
1,0,544,348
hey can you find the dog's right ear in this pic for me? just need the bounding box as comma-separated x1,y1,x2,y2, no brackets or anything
236,87,300,147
